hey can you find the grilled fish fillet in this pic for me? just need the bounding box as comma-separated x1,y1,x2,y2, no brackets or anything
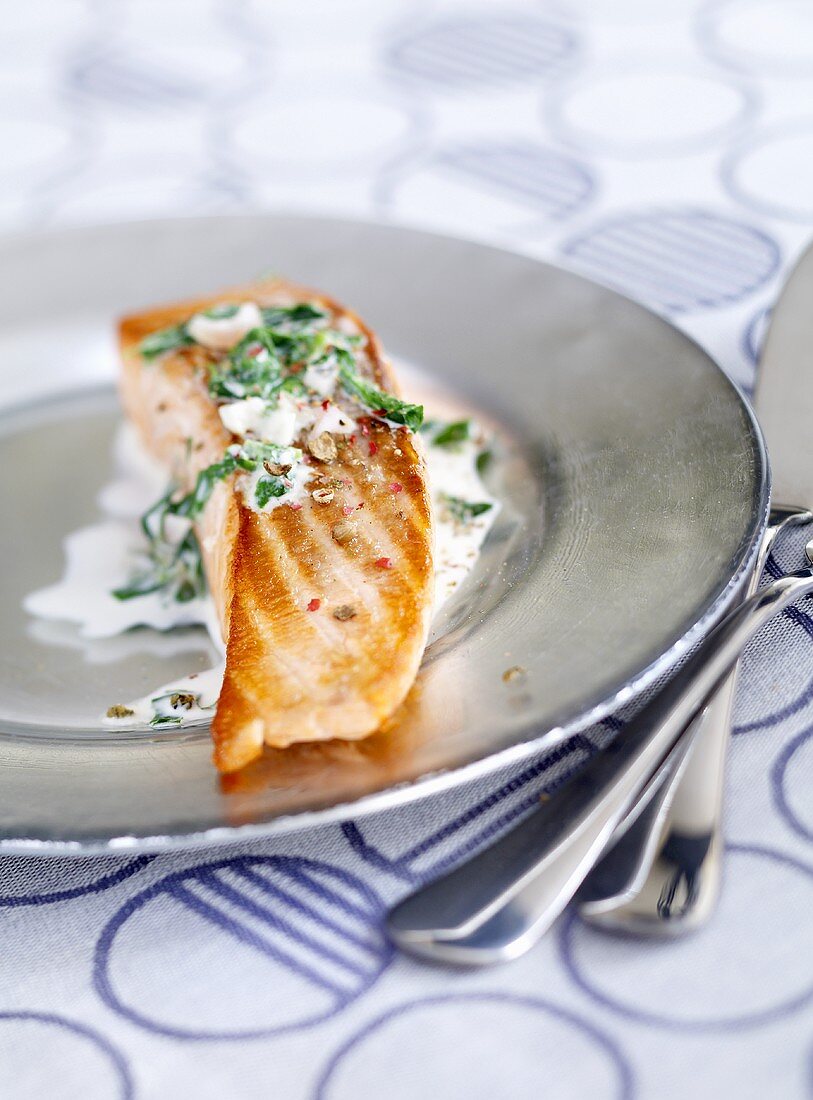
118,278,433,772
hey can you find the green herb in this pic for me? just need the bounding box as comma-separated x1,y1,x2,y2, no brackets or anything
150,713,183,727
476,449,493,476
111,573,171,601
148,688,213,727
432,419,472,447
149,693,188,727
178,440,300,518
207,327,283,401
113,496,205,604
205,307,363,408
139,324,194,360
240,439,302,469
440,493,493,523
178,454,242,519
203,303,240,320
254,474,287,508
277,374,307,398
261,303,326,327
337,358,423,431
114,440,301,604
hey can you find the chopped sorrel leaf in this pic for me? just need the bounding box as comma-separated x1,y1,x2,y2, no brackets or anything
113,440,301,605
139,324,193,360
254,474,287,509
261,303,326,327
432,419,472,447
203,303,240,320
207,327,283,401
337,359,423,432
476,449,493,476
440,493,493,523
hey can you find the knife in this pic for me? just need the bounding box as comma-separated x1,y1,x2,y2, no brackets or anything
579,241,813,930
386,243,813,962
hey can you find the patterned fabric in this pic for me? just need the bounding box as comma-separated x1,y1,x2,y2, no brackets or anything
1,2,812,1097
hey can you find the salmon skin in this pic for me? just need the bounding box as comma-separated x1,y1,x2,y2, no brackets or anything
118,278,434,772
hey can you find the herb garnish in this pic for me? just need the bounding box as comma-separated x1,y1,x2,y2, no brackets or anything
113,440,301,603
149,691,205,727
261,303,326,327
207,328,283,401
440,493,493,523
254,474,288,508
476,449,493,476
112,491,204,603
142,300,421,438
203,303,240,320
337,357,423,432
205,308,352,405
431,419,472,447
139,324,193,360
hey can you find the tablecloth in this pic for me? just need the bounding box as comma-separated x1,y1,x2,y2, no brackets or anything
1,1,812,1097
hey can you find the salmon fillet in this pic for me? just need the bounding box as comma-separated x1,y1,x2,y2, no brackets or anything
118,278,434,772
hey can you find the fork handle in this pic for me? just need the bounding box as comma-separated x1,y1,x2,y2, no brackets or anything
579,505,811,916
387,563,813,957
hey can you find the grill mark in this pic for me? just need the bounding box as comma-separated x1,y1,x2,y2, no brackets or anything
284,501,424,680
246,513,401,692
289,505,385,618
265,518,370,663
229,520,332,705
336,491,425,604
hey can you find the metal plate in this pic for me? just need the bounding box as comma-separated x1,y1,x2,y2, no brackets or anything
0,215,768,853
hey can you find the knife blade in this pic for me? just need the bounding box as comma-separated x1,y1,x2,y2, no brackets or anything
755,242,813,507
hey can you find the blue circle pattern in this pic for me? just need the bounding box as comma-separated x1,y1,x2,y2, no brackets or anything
313,993,635,1100
0,855,152,909
559,843,813,1031
341,731,604,883
561,207,781,313
720,119,813,225
421,139,595,219
545,63,758,160
742,304,770,366
0,1011,134,1100
696,0,813,78
772,726,813,843
94,855,393,1040
384,13,579,90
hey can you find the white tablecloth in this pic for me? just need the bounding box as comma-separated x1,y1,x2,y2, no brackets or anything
1,2,812,1097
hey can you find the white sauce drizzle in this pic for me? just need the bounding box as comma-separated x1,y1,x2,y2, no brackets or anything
187,302,263,351
113,664,224,727
425,436,498,606
237,450,313,516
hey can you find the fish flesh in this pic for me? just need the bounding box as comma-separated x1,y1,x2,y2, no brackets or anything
118,278,433,771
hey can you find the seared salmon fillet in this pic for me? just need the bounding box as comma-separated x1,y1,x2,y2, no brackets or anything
118,278,433,772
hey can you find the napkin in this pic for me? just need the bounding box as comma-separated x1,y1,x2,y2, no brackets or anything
1,1,811,1097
